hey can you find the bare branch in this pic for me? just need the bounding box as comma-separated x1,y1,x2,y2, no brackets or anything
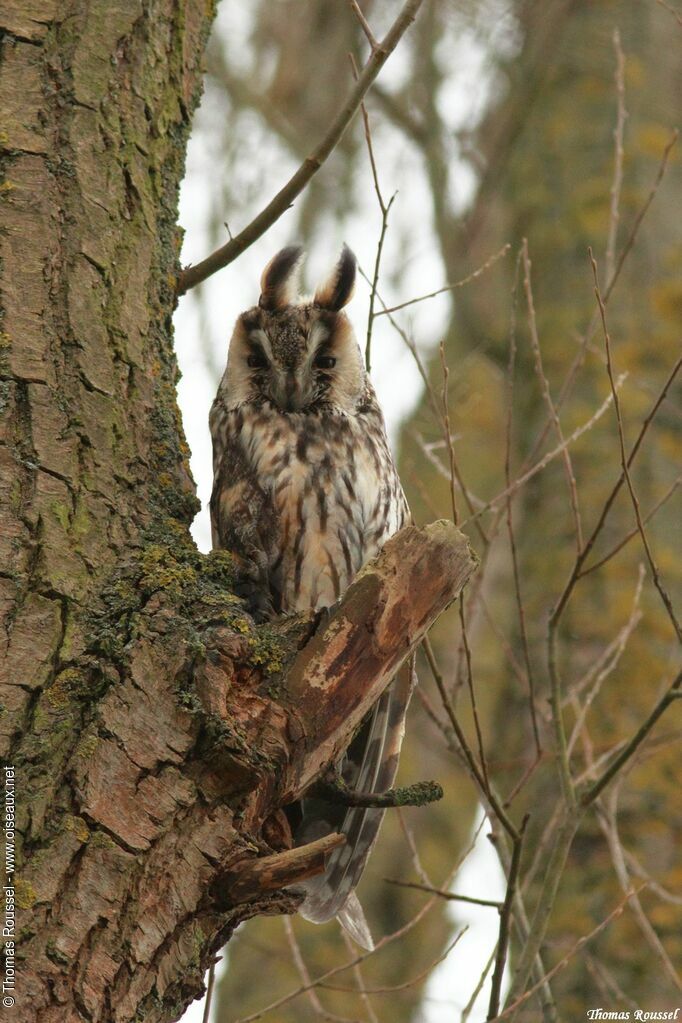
656,0,682,26
522,130,678,471
463,378,625,527
460,594,490,792
233,859,463,1022
590,249,682,644
423,637,519,841
177,0,425,294
567,566,645,759
376,243,511,317
522,239,583,551
488,815,530,1020
462,946,497,1023
348,47,396,373
348,0,380,52
582,670,682,806
580,477,682,577
219,833,346,904
385,877,503,909
597,795,682,991
320,930,467,995
549,351,681,629
202,962,217,1023
505,246,542,757
494,887,646,1021
341,930,379,1023
284,918,357,1023
606,30,627,281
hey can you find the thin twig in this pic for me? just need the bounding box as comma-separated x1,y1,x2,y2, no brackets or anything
283,918,356,1023
623,848,682,907
582,670,682,805
505,246,542,757
461,946,497,1023
590,249,682,643
385,877,503,909
341,930,379,1023
597,792,682,991
396,808,433,885
348,50,396,374
567,566,645,758
177,0,425,294
348,0,380,50
504,811,579,1007
423,637,519,841
437,343,489,543
549,352,681,630
479,594,530,691
321,929,467,995
376,243,511,316
606,30,626,282
487,814,529,1020
440,341,460,525
233,858,461,1023
495,887,646,1021
656,0,682,26
463,378,625,526
202,961,216,1023
584,953,639,1011
459,594,490,792
522,239,583,551
579,477,681,577
521,130,678,471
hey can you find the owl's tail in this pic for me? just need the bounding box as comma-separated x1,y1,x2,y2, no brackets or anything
294,661,416,947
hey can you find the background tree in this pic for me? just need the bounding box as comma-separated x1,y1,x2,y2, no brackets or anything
180,2,681,1021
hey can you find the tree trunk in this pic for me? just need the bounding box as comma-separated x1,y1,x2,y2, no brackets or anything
0,5,475,1020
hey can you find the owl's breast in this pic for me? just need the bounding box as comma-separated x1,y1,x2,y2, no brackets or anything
245,405,404,612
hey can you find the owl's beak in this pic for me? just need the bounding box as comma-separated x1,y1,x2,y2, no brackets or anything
274,370,308,412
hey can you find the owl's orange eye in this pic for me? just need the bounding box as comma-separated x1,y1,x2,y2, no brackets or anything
314,355,336,369
247,352,267,369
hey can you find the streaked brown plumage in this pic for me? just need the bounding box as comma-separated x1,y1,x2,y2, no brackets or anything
210,245,412,947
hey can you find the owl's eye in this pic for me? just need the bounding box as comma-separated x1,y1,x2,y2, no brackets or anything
314,355,336,370
247,351,267,369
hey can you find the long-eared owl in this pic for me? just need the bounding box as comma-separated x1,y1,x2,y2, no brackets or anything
209,245,413,947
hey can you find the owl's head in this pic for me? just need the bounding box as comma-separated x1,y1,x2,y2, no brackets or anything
222,245,366,414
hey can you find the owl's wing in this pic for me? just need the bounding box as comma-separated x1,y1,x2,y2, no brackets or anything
210,406,281,617
295,658,416,946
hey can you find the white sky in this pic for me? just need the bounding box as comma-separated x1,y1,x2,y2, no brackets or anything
175,4,511,1020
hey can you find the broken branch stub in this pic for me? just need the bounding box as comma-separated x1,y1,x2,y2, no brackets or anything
215,833,347,907
280,520,477,798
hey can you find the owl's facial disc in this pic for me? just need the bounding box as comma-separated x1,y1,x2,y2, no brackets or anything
263,319,333,412
223,302,364,414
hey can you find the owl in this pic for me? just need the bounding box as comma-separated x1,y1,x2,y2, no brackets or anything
210,245,414,948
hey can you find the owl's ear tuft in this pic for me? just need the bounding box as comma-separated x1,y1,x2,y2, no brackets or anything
314,245,356,311
259,245,304,311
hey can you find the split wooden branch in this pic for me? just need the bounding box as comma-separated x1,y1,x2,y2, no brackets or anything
217,833,346,906
177,0,425,295
280,520,477,797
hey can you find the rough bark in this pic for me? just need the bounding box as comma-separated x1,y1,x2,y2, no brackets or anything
0,6,475,1020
